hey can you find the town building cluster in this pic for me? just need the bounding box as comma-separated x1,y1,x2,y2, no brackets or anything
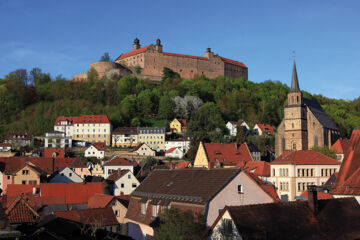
0,61,359,239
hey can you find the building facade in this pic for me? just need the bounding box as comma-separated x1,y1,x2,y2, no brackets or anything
269,150,340,201
112,127,138,148
44,131,72,148
54,115,112,146
138,127,165,151
275,61,341,157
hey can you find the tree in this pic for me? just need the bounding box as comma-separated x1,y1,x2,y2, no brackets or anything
100,52,111,62
134,65,142,74
87,67,99,82
311,146,337,159
158,95,174,120
153,208,207,240
236,126,247,144
172,96,203,119
131,117,141,127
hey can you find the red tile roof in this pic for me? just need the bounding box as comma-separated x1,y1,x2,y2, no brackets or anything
246,172,280,202
271,151,340,165
88,193,114,208
7,184,40,198
116,45,151,61
177,161,190,169
54,208,118,226
166,147,177,154
92,142,106,151
255,123,274,133
43,148,65,158
243,161,270,177
300,190,333,200
163,52,208,60
220,57,247,68
0,143,12,147
4,157,55,175
40,183,104,204
203,143,253,168
5,195,40,224
54,115,110,125
103,157,134,166
330,138,351,154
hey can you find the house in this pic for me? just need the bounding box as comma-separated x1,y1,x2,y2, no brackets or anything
269,150,341,201
165,137,190,153
5,195,40,225
44,131,72,148
69,158,91,179
165,147,184,159
193,142,253,168
112,127,138,148
210,188,360,240
0,143,11,152
226,120,249,136
253,123,274,136
331,130,360,202
49,167,83,183
125,168,278,240
243,161,270,182
88,193,130,227
134,143,156,157
103,157,135,178
169,118,187,133
247,142,261,161
12,162,47,186
54,115,112,146
91,163,104,177
84,142,105,159
4,132,33,149
107,169,139,195
138,127,165,151
43,148,65,158
54,208,120,233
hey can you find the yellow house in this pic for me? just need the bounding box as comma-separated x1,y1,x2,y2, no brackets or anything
170,118,186,133
91,163,104,177
13,162,46,185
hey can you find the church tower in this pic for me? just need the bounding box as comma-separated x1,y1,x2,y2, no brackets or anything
283,60,308,151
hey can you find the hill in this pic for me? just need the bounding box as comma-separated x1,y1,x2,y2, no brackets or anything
1,67,360,141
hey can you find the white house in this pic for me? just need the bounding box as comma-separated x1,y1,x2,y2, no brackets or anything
49,167,83,183
164,138,190,153
44,131,72,148
85,142,105,159
165,147,184,159
134,143,155,157
226,120,250,136
0,143,11,152
107,169,140,195
103,157,135,179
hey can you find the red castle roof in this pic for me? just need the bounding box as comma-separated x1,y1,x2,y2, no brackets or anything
55,115,110,125
116,45,151,61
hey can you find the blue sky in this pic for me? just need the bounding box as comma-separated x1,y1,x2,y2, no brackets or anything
0,0,359,100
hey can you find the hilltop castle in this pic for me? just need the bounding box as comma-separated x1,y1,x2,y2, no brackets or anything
275,61,341,157
72,38,248,81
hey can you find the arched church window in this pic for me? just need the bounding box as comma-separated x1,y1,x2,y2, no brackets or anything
292,142,296,150
282,138,285,150
314,136,318,146
297,96,299,103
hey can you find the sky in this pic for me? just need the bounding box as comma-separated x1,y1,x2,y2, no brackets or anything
0,0,359,100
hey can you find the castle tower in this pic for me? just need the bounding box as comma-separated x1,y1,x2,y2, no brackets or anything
283,60,308,151
155,38,163,53
132,38,141,50
204,48,214,58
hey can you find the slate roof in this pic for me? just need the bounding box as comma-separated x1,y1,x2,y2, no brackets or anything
131,168,241,204
112,127,138,135
303,98,339,130
107,169,130,181
4,132,33,140
271,150,340,165
54,207,118,226
103,157,134,166
203,143,253,168
213,198,360,240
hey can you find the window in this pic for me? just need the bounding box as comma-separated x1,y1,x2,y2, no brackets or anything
272,169,275,176
141,203,146,215
6,176,10,180
69,173,72,177
22,181,26,185
115,210,119,216
152,205,158,217
128,174,131,179
121,183,124,188
132,183,137,188
22,170,29,175
238,185,243,194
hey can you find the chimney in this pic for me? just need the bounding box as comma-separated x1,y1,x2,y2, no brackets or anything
307,185,318,214
117,168,121,173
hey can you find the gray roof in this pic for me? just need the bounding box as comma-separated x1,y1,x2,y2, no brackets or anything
112,127,138,135
303,98,339,130
290,60,300,92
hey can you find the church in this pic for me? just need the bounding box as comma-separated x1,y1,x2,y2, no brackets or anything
275,61,341,157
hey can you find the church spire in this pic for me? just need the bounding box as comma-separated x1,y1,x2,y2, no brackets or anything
290,58,300,92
